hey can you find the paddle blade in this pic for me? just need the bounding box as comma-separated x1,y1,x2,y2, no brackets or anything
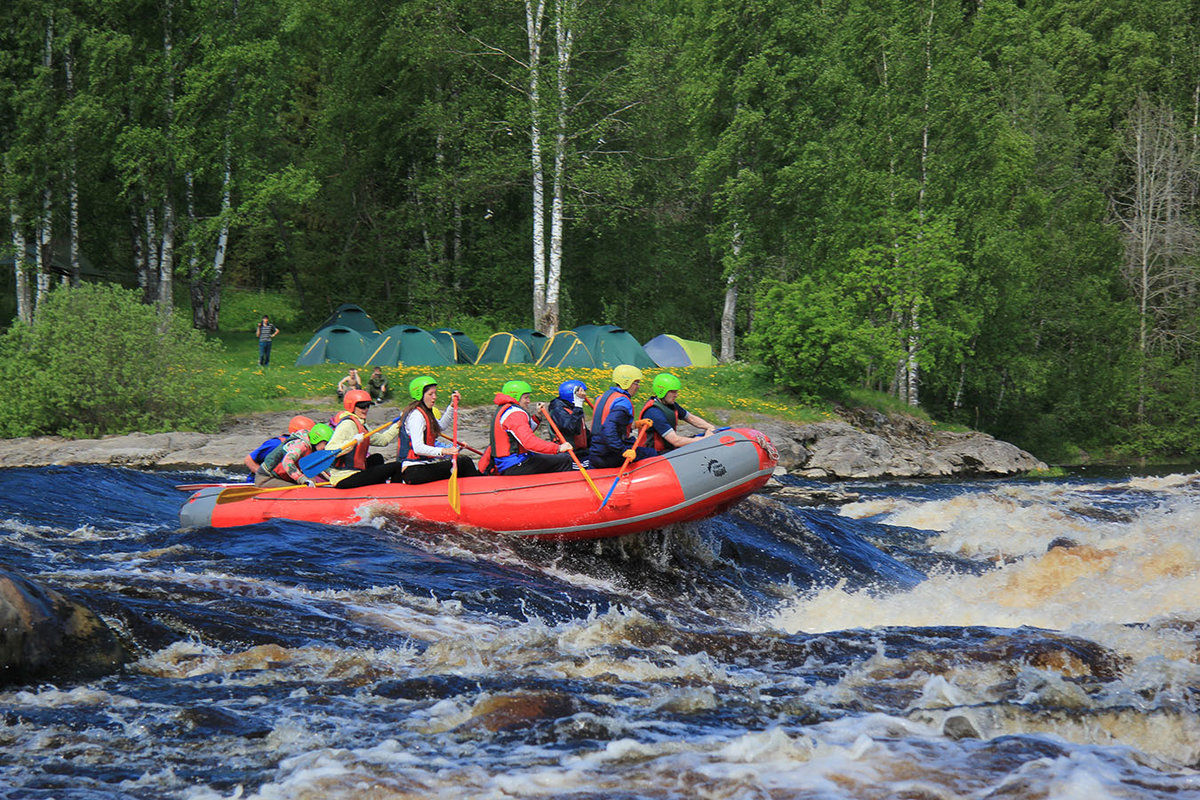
448,469,460,514
298,448,338,478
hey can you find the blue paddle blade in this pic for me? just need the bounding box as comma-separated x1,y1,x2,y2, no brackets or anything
298,447,340,477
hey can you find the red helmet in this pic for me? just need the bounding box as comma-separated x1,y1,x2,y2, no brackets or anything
343,389,373,413
288,415,316,434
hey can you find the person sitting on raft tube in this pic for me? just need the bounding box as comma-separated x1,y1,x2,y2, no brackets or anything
639,373,717,452
328,389,405,488
546,379,591,457
254,423,334,488
398,376,481,485
587,365,658,470
480,380,574,476
243,415,315,479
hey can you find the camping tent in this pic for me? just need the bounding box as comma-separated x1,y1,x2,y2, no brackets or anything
572,324,656,369
365,326,455,367
475,332,536,364
510,328,549,361
295,325,371,366
315,303,380,335
536,330,596,368
643,334,718,367
432,328,480,365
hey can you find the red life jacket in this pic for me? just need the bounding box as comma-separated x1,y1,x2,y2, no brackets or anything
331,411,370,470
398,405,439,461
488,402,523,459
639,398,679,453
591,387,632,441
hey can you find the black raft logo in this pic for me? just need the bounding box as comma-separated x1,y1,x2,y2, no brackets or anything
705,459,727,477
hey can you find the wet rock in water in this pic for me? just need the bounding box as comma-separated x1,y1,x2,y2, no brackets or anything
0,567,127,686
1047,537,1080,551
176,705,273,739
943,714,981,740
755,484,861,506
460,690,580,733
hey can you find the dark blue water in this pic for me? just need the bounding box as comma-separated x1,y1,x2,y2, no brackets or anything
1,465,1198,799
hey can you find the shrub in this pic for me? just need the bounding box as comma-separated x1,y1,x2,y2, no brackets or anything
0,284,225,437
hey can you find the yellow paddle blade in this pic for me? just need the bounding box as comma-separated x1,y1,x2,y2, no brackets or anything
448,463,461,514
215,482,328,504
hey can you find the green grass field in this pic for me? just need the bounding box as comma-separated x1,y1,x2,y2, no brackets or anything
213,330,835,425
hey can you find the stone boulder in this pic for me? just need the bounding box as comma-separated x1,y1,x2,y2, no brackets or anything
0,567,127,686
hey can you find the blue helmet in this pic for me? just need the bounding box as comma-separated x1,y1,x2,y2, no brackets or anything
558,379,587,403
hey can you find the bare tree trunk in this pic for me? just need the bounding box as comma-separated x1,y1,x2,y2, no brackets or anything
35,13,54,310
543,0,573,335
526,0,547,328
9,188,32,325
157,0,175,318
65,40,80,286
720,223,741,362
144,198,160,304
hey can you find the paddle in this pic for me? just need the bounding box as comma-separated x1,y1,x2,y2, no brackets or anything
215,481,330,504
599,418,653,510
544,411,604,502
438,432,483,456
298,416,400,478
174,482,233,491
448,395,461,514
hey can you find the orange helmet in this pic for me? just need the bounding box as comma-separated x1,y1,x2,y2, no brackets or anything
343,389,373,413
288,415,316,434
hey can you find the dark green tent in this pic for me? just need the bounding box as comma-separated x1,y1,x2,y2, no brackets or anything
432,328,480,365
366,326,455,367
475,332,536,364
510,328,549,360
537,330,596,368
295,325,370,366
316,303,380,335
572,324,655,368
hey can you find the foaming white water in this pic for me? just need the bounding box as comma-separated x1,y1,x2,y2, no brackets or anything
778,491,1200,635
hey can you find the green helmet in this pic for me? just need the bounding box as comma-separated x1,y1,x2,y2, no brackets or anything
653,372,682,399
308,423,334,446
502,380,533,400
409,375,437,401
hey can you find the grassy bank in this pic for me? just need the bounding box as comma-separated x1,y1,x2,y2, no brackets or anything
213,330,835,425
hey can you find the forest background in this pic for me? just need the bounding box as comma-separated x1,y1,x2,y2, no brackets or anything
2,0,1198,463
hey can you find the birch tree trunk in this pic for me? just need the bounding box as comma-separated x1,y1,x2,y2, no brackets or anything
543,0,574,335
157,0,175,318
8,186,31,325
720,223,741,362
35,13,54,311
65,40,80,286
526,0,548,328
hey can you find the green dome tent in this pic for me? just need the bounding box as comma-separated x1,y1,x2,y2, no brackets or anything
643,334,718,367
475,332,536,364
572,324,655,369
432,328,480,365
537,330,596,368
295,325,370,366
510,328,549,360
315,303,380,335
365,326,455,367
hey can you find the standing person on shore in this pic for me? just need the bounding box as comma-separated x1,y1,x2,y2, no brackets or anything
255,316,279,367
398,376,481,485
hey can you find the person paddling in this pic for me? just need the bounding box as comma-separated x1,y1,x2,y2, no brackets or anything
481,380,574,476
547,379,590,458
328,390,404,488
255,424,334,487
398,376,481,485
638,373,717,452
587,365,657,469
244,415,315,479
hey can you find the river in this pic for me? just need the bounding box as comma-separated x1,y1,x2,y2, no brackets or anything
0,465,1198,799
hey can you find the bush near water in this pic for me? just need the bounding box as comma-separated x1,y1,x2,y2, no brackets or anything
0,285,224,438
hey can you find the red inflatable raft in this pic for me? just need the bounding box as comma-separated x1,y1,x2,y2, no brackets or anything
180,428,778,540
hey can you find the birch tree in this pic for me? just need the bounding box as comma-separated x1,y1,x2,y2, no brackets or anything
1112,95,1200,422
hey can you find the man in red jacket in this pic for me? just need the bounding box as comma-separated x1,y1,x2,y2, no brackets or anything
485,380,574,475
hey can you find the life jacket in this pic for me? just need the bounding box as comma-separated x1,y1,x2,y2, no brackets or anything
248,435,287,465
549,398,588,450
259,432,304,475
331,410,369,470
398,405,439,462
483,395,533,474
639,398,680,453
591,387,632,440
270,437,312,480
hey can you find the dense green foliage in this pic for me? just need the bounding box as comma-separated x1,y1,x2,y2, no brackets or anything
2,0,1199,461
0,284,224,436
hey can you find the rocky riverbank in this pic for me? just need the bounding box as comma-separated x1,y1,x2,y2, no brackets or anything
0,402,1046,479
